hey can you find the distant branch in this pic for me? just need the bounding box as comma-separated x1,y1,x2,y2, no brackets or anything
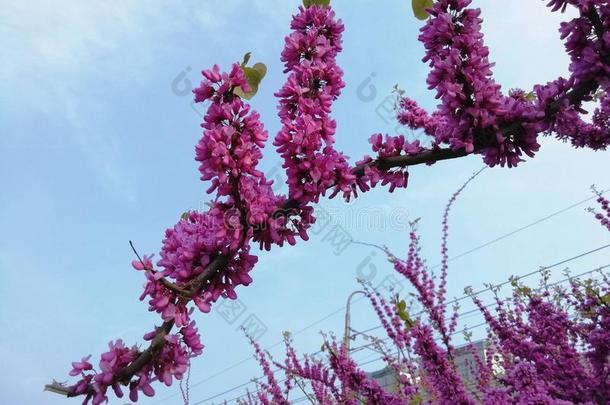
46,13,606,398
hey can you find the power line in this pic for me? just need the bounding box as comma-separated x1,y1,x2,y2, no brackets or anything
351,246,610,338
289,267,610,405
428,190,607,269
261,323,495,405
152,307,347,404
194,263,608,404
189,242,609,404
351,265,609,347
155,191,606,404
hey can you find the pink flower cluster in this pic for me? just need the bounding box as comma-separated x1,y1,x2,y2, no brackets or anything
355,134,424,193
57,2,610,404
193,63,314,251
274,5,356,204
471,280,610,403
68,324,204,405
397,96,440,135
411,323,475,405
542,84,610,151
149,62,312,320
591,188,610,230
556,1,610,87
247,334,288,404
405,0,544,167
194,64,265,194
240,176,610,405
68,340,138,404
397,0,609,168
64,62,299,404
529,2,610,151
245,334,403,404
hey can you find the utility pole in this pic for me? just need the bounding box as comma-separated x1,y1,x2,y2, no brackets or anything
343,290,366,353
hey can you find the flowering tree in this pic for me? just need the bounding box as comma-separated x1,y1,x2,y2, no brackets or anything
46,0,609,404
237,181,610,405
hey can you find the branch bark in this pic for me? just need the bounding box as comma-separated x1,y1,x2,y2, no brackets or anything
116,320,175,384
46,14,605,397
351,148,469,177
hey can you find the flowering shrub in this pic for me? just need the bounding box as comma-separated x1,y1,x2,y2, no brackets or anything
46,0,609,404
239,186,610,405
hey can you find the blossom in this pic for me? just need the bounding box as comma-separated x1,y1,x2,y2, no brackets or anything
590,187,610,231
241,169,610,404
355,134,423,193
57,2,610,404
68,340,139,405
274,5,356,205
180,321,204,356
69,355,93,377
397,0,609,167
131,254,153,271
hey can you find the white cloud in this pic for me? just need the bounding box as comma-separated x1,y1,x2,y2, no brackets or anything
1,0,299,203
1,1,192,203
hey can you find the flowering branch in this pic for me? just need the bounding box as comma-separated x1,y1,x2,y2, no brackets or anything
46,1,610,403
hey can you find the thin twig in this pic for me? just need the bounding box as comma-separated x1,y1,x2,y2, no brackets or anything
45,23,605,397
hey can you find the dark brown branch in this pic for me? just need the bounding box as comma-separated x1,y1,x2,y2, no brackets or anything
585,7,605,43
186,255,229,297
113,255,229,382
44,144,470,399
44,255,229,397
116,320,174,384
159,277,191,297
583,7,610,65
129,240,196,297
129,240,190,296
46,11,606,397
548,78,598,116
352,148,469,177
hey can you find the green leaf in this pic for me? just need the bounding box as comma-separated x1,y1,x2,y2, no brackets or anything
303,0,330,7
412,0,433,20
396,299,413,327
234,60,267,100
180,212,189,221
251,62,267,79
409,393,423,405
241,52,251,68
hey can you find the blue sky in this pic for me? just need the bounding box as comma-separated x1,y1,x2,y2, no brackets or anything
1,1,609,404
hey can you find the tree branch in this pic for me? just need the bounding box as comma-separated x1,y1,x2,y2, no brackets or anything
116,320,175,384
352,148,469,177
46,12,606,397
130,240,191,297
111,256,229,383
159,277,191,297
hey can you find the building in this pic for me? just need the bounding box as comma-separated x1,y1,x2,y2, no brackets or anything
366,339,488,398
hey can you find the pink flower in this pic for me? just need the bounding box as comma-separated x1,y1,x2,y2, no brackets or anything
69,355,93,376
131,254,154,271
